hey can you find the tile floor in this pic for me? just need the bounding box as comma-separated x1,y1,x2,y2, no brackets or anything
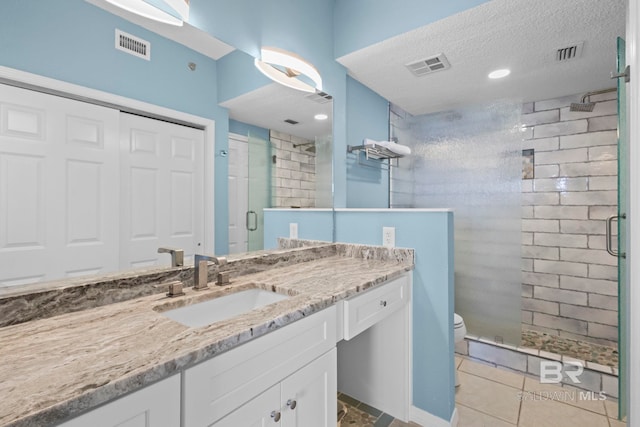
337,357,626,426
454,356,626,427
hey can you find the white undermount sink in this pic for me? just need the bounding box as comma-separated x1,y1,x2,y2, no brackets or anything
161,288,289,328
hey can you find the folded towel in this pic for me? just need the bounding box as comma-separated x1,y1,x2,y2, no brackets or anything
362,138,411,156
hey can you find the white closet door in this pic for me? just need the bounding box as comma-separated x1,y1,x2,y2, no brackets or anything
228,134,249,254
0,84,119,286
119,113,204,269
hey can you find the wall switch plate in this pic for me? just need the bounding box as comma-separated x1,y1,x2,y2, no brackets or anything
289,223,298,239
382,227,395,247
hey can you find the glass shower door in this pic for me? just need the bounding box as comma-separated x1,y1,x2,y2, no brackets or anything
247,133,272,251
616,36,629,420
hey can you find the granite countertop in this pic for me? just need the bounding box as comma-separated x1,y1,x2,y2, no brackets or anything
0,241,414,427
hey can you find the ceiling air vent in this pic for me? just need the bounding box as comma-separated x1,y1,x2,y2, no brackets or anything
406,53,451,77
556,42,584,62
305,91,333,104
284,119,299,125
115,29,151,61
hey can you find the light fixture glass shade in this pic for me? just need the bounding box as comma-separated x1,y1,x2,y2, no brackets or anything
104,0,188,26
254,47,323,93
488,68,511,79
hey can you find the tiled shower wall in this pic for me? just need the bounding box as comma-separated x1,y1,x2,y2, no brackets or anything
521,90,619,347
270,130,316,208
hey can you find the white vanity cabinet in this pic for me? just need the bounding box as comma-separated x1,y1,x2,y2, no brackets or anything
58,375,181,427
183,306,337,427
214,349,336,427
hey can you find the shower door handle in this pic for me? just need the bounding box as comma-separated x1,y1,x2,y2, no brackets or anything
606,214,626,258
246,210,258,231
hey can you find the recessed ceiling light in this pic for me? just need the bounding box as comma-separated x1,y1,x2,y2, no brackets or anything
488,69,511,79
314,114,328,121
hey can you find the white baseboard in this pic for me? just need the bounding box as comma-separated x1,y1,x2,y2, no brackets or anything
410,406,458,427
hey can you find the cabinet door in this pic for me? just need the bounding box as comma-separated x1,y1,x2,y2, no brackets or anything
213,384,281,427
281,348,337,427
59,375,180,427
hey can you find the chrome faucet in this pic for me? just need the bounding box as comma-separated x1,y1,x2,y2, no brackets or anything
157,247,184,267
193,254,227,290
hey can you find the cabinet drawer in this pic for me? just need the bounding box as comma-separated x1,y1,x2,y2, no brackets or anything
183,306,336,426
343,274,409,340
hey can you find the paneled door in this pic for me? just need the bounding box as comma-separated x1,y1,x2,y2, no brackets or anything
119,113,204,269
228,133,249,254
0,84,119,286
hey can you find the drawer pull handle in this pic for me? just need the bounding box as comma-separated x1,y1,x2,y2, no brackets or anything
380,300,387,307
287,399,297,410
271,410,281,422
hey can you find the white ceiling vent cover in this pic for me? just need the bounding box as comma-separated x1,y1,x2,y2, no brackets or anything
556,42,584,62
115,29,151,61
406,53,451,77
304,91,333,104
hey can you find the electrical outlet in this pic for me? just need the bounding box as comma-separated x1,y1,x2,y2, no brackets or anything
289,223,298,239
382,227,395,247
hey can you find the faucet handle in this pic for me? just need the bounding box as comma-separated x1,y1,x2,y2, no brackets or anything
157,247,184,267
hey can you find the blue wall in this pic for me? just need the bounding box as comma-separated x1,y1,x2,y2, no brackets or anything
264,208,456,422
229,119,270,142
334,0,491,58
345,77,390,208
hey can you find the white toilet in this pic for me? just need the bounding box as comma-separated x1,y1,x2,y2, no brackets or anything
454,313,467,387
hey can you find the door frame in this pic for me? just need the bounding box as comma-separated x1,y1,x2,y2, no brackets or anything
0,65,215,254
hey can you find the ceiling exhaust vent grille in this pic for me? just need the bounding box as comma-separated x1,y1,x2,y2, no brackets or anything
115,29,151,61
556,42,584,62
284,119,299,125
406,53,451,77
305,91,333,104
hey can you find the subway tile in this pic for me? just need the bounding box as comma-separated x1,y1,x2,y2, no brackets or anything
535,94,580,111
533,312,588,335
588,294,617,311
588,145,617,161
560,160,617,177
522,310,533,324
534,205,588,220
467,341,527,372
522,180,533,193
300,180,315,190
522,109,560,126
561,369,603,394
291,135,310,145
560,304,617,326
276,168,291,179
535,164,560,178
270,130,291,141
538,350,563,361
588,235,608,250
560,220,607,235
528,136,559,151
522,232,534,245
560,190,617,206
534,120,588,138
521,126,534,140
523,297,560,315
522,271,560,287
522,219,560,233
560,100,617,121
560,130,617,149
526,355,544,376
523,245,559,260
589,176,617,191
290,152,309,164
522,102,535,114
602,374,619,399
534,259,588,277
522,192,559,205
522,258,534,272
522,205,534,218
590,92,617,103
588,116,617,132
589,206,617,220
585,362,613,374
535,148,588,165
560,275,617,296
589,323,619,341
534,177,588,192
560,248,618,267
534,232,587,248
535,286,588,305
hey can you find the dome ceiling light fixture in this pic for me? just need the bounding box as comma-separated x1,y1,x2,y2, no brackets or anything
104,0,189,26
254,47,323,93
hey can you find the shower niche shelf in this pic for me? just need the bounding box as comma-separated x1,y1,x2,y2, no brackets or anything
347,144,404,169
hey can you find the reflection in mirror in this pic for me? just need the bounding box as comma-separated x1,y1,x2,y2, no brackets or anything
221,80,333,254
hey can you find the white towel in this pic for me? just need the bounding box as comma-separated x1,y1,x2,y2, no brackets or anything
363,138,411,156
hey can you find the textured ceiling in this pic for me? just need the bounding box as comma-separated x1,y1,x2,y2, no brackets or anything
220,83,333,141
337,0,626,116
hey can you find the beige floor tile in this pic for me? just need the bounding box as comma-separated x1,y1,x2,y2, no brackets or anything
455,356,464,369
604,399,618,418
459,359,524,389
455,371,521,424
522,377,606,415
609,419,627,427
519,398,609,427
456,404,516,427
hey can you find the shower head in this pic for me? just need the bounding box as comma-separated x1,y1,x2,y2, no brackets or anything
569,87,617,112
293,141,315,154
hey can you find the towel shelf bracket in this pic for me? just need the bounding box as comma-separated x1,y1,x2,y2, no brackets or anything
347,144,406,170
